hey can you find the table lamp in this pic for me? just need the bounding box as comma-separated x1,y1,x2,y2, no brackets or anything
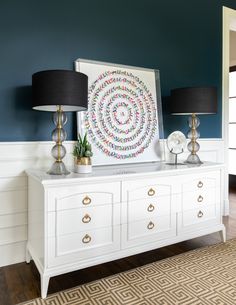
32,70,88,175
170,87,217,164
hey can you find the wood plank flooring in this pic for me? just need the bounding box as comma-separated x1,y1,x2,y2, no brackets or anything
1,188,236,305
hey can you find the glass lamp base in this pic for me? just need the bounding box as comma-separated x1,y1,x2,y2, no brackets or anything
47,161,70,175
186,114,203,165
185,153,203,164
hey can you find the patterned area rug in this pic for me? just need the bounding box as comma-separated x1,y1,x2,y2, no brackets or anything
19,239,236,305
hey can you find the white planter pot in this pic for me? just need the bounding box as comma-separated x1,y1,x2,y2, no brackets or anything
75,164,92,174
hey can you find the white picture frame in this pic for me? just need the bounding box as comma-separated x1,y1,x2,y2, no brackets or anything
75,58,165,166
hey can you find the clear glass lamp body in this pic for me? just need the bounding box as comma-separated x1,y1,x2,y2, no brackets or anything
186,114,202,164
47,106,70,175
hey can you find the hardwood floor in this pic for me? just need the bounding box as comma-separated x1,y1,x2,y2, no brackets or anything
1,189,236,305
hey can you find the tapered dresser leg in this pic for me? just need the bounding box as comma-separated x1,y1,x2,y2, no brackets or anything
41,275,50,299
219,227,226,243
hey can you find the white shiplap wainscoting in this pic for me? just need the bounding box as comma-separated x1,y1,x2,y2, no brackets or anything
0,139,225,267
0,141,74,267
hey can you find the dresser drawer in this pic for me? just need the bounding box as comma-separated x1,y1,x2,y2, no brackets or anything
47,225,120,267
56,227,115,254
48,203,120,236
182,188,218,211
182,205,217,227
182,171,220,193
127,184,171,201
126,196,171,223
123,178,173,202
47,182,120,211
121,214,176,249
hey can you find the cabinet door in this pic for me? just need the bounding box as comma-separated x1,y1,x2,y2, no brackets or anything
178,170,221,233
46,182,121,267
121,177,177,249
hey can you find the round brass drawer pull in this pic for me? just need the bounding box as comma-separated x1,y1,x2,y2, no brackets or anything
148,188,155,196
82,214,91,223
197,181,203,188
147,221,155,230
82,234,91,244
197,211,204,218
197,195,203,203
82,196,91,205
147,204,155,212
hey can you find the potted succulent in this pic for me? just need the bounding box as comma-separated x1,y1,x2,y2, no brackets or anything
73,133,93,173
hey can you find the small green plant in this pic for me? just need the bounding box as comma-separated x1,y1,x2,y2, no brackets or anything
73,133,93,158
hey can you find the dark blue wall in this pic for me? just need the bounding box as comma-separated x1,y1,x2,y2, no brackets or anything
0,0,235,141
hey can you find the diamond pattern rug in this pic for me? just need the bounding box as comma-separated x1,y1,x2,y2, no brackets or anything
18,239,236,305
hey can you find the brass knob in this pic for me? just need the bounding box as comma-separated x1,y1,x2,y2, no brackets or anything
148,188,155,196
197,181,203,188
197,195,203,203
82,214,91,223
82,196,91,205
147,204,155,212
82,234,91,244
197,211,203,218
147,221,155,230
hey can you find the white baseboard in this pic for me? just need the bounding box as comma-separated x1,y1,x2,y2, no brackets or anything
0,139,226,267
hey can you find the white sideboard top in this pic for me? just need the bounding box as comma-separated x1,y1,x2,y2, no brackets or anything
26,161,224,186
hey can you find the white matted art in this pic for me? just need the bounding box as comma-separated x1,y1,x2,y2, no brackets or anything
75,59,165,166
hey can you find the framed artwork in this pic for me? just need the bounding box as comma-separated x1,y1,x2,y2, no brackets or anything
75,59,165,166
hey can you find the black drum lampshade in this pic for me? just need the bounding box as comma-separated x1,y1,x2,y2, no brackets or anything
32,70,88,111
170,87,217,115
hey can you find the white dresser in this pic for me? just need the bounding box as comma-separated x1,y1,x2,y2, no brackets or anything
26,162,226,298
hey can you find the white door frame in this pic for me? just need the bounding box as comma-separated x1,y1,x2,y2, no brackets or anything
222,6,236,215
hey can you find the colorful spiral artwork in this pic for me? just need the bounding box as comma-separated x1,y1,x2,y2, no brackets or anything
85,69,158,159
